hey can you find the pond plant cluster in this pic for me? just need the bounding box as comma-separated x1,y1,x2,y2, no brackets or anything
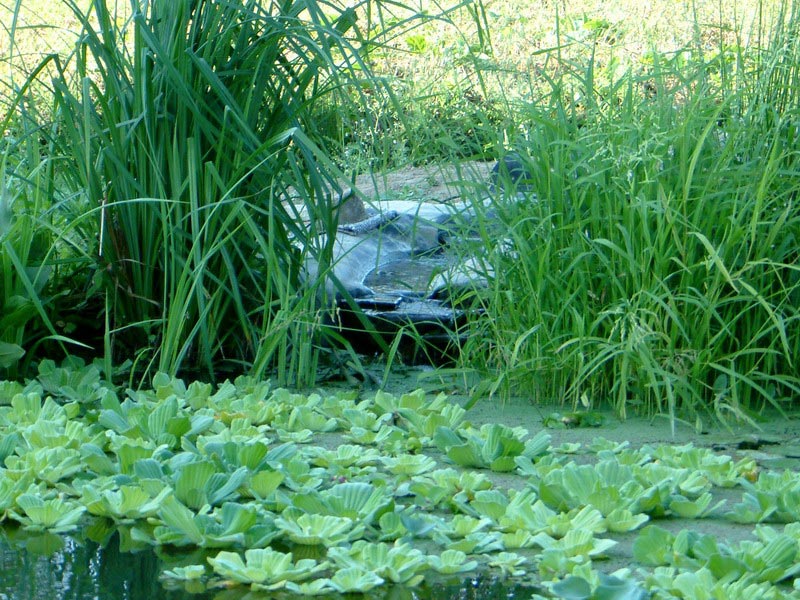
1,359,800,599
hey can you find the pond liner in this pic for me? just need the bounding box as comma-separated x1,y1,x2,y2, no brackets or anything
327,291,474,364
308,156,529,361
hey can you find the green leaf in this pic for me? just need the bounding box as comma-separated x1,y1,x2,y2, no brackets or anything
157,495,205,546
328,567,384,593
471,489,509,521
669,492,724,518
249,470,284,499
551,575,592,599
322,482,393,524
433,426,464,451
594,574,649,600
446,443,484,468
427,549,478,574
206,466,247,505
11,493,86,533
0,342,24,368
632,525,674,566
380,454,436,476
174,460,216,509
605,508,649,533
328,541,427,585
275,509,364,546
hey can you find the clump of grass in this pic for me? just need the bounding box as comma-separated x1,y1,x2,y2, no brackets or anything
456,1,800,423
1,0,442,383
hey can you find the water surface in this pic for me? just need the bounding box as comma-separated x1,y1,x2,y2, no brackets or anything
0,528,536,600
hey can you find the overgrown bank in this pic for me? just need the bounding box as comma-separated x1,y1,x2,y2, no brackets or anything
0,0,798,421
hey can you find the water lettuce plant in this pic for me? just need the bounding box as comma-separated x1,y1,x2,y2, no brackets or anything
8,493,86,533
427,549,479,574
1,372,800,597
291,482,392,525
274,508,364,546
207,548,327,590
328,540,429,585
549,573,648,600
433,423,547,472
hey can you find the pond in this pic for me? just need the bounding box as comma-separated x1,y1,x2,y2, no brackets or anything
0,527,538,600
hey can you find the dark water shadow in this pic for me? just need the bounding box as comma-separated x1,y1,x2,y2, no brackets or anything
0,527,539,600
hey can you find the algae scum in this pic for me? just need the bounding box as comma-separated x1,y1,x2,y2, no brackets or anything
2,359,800,599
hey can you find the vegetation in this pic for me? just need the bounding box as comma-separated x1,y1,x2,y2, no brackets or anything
1,1,800,595
1,0,439,385
453,0,800,425
1,0,799,423
1,370,800,598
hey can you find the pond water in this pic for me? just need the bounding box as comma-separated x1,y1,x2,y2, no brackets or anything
0,527,538,600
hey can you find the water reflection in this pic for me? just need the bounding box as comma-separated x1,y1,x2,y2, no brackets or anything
0,528,212,600
0,527,537,600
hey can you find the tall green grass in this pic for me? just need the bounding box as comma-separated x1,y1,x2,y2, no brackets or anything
1,0,446,383
456,1,800,423
0,81,95,378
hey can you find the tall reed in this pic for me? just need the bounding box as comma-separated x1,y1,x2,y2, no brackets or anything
457,1,800,423
6,0,425,383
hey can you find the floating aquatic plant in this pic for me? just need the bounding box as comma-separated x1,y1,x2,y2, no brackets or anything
486,551,528,577
1,374,798,598
380,453,437,477
328,540,429,585
292,481,393,526
399,403,467,441
153,496,279,548
9,493,86,533
275,405,338,433
410,467,493,510
376,511,407,541
668,492,725,519
343,424,401,446
274,508,364,545
372,388,433,415
446,531,505,554
469,488,510,521
327,566,385,593
5,447,83,485
160,564,206,581
433,423,534,472
727,470,800,524
604,508,649,533
437,514,493,538
427,549,478,574
207,547,327,590
644,566,789,600
535,529,617,559
82,484,171,523
647,444,755,488
550,573,648,600
308,444,382,469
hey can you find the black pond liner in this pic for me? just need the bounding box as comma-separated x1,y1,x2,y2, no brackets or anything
327,263,473,365
0,528,541,600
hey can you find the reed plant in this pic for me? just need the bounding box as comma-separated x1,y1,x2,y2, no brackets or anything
456,1,800,423
2,0,448,383
0,76,99,378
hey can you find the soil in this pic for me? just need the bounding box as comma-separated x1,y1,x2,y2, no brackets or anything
349,160,495,206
